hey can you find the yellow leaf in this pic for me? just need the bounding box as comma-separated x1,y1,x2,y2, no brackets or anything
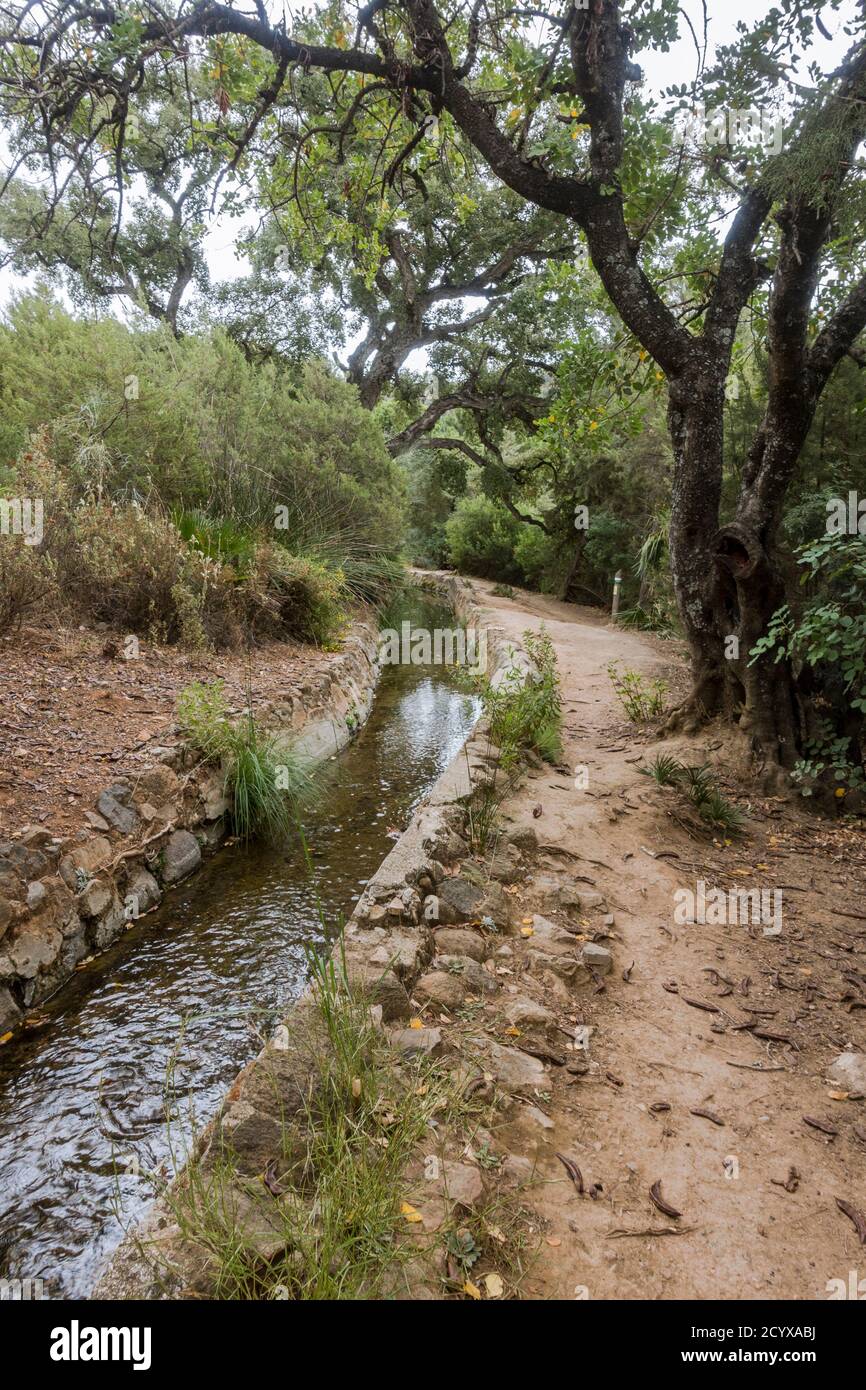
520,926,534,937
0,1032,12,1045
829,1090,849,1101
486,1223,505,1243
835,787,846,798
521,917,534,925
351,1076,361,1098
485,1272,505,1298
400,1201,423,1223
504,1026,521,1037
589,421,598,431
409,1017,424,1029
463,1279,482,1300
414,1083,429,1096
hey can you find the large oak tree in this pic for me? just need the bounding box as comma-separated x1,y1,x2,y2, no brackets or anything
2,0,866,775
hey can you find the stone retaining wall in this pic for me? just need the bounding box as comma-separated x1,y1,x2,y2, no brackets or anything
0,621,381,1040
96,573,537,1298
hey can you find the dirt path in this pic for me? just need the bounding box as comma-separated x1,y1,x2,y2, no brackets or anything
460,578,866,1301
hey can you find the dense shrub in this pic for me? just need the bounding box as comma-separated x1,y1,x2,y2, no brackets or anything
751,533,866,796
513,527,564,593
0,294,406,649
0,544,57,634
0,291,405,553
444,496,523,581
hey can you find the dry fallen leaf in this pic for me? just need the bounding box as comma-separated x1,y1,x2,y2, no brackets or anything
484,1272,504,1299
351,1077,361,1098
0,1032,12,1045
409,1018,424,1030
504,1026,521,1037
520,926,534,938
463,1279,482,1300
400,1201,423,1224
546,1236,562,1247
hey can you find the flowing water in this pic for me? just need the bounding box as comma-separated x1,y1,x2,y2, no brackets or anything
0,600,479,1299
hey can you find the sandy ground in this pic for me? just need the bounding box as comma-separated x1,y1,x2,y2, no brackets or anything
460,578,866,1301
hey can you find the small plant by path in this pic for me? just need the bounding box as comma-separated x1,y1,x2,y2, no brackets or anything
608,661,668,722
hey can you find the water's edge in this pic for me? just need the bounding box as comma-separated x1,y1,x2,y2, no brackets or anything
95,574,533,1299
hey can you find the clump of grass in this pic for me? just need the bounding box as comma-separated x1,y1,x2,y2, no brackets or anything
178,677,307,843
158,937,465,1300
128,908,537,1300
617,604,676,635
491,583,516,599
488,628,562,767
641,752,685,787
696,788,746,836
680,762,715,803
640,754,746,836
608,662,668,721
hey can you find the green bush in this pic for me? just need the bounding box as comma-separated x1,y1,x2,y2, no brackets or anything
513,527,562,592
238,545,346,647
0,354,374,650
465,625,562,851
0,291,405,555
750,533,866,795
0,543,57,634
607,662,668,721
489,627,562,766
445,496,523,580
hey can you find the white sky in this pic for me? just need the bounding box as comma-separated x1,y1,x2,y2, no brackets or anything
0,0,858,310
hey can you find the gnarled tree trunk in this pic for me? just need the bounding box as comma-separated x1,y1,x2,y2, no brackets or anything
665,373,802,772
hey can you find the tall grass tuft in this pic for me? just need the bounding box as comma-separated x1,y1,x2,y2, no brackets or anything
178,677,308,843
640,754,746,837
